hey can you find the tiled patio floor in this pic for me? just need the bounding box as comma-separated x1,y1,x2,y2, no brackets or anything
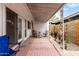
16,37,60,56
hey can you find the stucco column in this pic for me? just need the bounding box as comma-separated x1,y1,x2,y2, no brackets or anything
22,18,25,39
0,4,6,36
2,4,6,35
0,4,3,36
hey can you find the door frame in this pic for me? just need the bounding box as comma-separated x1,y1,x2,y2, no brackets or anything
6,7,18,47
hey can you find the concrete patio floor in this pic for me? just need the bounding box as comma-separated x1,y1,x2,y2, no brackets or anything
16,37,61,56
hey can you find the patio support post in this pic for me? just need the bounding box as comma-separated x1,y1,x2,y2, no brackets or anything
0,4,6,36
60,6,65,50
2,4,6,35
0,4,3,36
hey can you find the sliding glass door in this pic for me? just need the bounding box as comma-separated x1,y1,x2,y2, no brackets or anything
6,7,18,47
17,18,22,39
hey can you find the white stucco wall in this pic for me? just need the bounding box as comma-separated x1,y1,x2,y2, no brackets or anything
4,3,34,21
33,20,49,36
0,3,34,42
0,3,50,49
5,3,34,41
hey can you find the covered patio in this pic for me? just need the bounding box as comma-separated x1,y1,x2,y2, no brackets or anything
16,3,64,56
0,3,64,56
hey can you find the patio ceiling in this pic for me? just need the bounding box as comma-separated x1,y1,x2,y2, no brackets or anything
27,3,64,22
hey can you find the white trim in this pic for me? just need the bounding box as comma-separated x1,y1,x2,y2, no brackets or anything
18,38,23,43
64,12,79,20
11,44,19,50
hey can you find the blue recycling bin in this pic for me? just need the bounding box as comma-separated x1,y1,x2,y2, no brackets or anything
0,35,9,56
0,35,18,56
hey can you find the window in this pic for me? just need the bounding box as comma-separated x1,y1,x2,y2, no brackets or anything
25,20,27,37
28,21,31,29
18,18,22,39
